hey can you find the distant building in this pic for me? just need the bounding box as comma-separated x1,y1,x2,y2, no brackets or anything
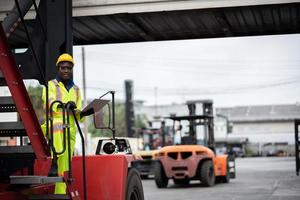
217,104,299,145
135,102,300,156
217,104,299,156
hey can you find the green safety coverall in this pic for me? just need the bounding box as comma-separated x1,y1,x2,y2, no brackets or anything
41,79,83,194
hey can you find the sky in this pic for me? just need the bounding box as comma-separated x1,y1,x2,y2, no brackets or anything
72,34,300,107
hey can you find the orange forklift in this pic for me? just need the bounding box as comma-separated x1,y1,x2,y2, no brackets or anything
0,1,143,199
154,100,235,188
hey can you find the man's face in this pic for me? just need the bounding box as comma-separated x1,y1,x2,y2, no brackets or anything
58,61,73,81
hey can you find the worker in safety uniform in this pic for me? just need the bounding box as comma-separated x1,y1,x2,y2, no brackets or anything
41,53,83,194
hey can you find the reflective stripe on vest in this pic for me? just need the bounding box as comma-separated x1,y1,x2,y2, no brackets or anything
52,122,63,134
50,79,62,101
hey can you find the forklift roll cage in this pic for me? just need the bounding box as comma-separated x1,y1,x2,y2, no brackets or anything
168,100,215,150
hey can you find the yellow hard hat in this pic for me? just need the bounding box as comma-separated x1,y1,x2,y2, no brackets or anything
56,53,75,66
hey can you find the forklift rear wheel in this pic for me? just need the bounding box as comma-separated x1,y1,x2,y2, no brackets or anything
154,162,169,188
126,168,144,200
199,160,215,187
229,159,236,179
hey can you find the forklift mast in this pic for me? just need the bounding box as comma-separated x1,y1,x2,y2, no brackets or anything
186,100,215,150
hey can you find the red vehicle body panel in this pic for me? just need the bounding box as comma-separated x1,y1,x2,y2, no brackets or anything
0,155,129,200
72,155,128,200
0,191,26,200
34,159,52,175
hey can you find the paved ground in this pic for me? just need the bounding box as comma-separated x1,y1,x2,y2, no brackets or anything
142,157,300,200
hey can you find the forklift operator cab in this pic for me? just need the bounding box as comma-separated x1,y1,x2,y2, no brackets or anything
172,100,215,151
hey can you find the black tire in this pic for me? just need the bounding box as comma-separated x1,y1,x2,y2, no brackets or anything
154,162,169,188
126,168,144,200
199,160,215,187
220,162,230,183
173,178,190,185
230,171,236,179
229,159,236,179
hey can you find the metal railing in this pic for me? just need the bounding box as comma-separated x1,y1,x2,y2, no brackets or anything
49,101,87,200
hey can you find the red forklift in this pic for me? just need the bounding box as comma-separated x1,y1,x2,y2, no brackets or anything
0,1,143,200
141,118,173,150
132,118,173,178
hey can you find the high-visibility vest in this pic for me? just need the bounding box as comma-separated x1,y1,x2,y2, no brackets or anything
41,79,82,154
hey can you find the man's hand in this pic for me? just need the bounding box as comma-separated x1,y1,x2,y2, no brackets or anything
80,109,94,118
67,101,77,110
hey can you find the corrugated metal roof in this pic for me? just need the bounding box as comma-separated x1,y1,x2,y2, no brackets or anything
4,2,300,48
217,104,300,122
139,103,300,122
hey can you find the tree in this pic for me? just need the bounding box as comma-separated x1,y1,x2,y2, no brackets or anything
88,101,148,138
88,101,126,137
27,85,44,123
135,113,148,131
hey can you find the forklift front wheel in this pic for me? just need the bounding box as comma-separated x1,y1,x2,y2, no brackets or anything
126,168,144,200
154,161,169,188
